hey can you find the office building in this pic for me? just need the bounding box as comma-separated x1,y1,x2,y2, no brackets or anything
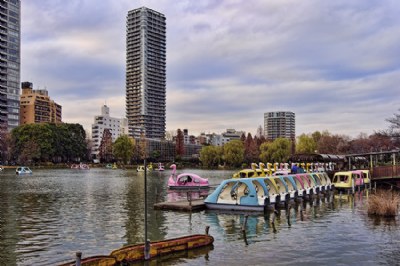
91,105,124,159
264,111,295,141
126,7,166,139
19,82,62,125
0,0,20,131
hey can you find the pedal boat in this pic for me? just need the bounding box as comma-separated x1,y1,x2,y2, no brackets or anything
351,170,366,189
204,178,274,212
315,172,334,191
361,169,371,188
295,173,316,197
309,173,325,194
267,176,291,206
332,171,364,192
168,164,209,189
16,166,32,175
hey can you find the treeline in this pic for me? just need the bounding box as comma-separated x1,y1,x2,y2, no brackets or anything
2,124,138,165
2,109,399,166
199,110,400,169
6,123,88,164
199,129,400,169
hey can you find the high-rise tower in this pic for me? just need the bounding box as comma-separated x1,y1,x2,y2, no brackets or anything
264,111,296,141
126,7,166,139
0,0,20,131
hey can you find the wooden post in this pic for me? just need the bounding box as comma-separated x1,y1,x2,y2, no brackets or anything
348,157,351,171
393,152,396,166
144,239,150,260
205,226,210,235
75,252,82,266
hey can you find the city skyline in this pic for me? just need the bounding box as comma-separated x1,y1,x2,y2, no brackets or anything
21,1,400,138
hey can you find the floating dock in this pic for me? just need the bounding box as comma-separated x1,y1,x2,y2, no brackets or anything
154,199,206,212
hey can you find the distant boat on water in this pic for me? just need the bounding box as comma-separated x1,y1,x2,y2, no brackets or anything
71,163,90,170
16,166,32,175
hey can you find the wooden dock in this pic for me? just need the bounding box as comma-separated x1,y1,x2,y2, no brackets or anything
154,199,206,212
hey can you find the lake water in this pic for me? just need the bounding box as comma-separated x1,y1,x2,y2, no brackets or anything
0,168,399,266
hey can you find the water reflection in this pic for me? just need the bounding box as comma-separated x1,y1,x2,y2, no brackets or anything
128,245,213,266
0,169,400,266
166,189,209,202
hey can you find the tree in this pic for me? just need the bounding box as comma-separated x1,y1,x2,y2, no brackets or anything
259,141,271,163
0,128,10,163
368,132,394,152
240,133,246,142
386,109,400,131
165,130,176,141
18,139,40,164
311,131,322,144
113,135,135,165
199,145,222,168
10,123,54,163
224,140,244,167
317,131,350,154
175,129,184,158
386,109,400,146
296,133,317,154
260,138,291,163
10,123,88,164
256,125,263,138
244,133,258,164
348,133,371,154
99,129,113,163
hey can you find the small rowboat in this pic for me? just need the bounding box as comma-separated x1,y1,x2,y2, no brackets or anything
110,233,214,262
58,229,213,266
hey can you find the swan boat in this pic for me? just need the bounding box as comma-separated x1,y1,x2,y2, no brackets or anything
167,164,210,189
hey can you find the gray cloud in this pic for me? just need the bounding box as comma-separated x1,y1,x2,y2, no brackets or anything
21,0,400,138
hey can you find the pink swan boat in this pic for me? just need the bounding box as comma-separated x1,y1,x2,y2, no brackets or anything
167,164,210,189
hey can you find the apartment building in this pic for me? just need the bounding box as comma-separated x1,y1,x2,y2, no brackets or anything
264,111,295,141
19,82,62,125
0,0,21,130
91,104,124,159
126,7,166,139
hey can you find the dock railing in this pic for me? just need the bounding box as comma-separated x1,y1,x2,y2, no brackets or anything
371,165,400,180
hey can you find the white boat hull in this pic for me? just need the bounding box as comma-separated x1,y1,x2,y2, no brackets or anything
205,202,266,212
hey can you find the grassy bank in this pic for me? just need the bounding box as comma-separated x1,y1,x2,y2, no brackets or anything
368,189,400,217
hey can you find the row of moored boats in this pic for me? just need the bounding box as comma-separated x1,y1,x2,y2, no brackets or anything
167,162,372,212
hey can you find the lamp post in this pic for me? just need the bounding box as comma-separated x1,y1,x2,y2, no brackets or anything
144,157,150,259
141,127,150,260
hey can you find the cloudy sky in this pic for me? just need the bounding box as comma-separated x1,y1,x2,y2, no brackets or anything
21,0,400,138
